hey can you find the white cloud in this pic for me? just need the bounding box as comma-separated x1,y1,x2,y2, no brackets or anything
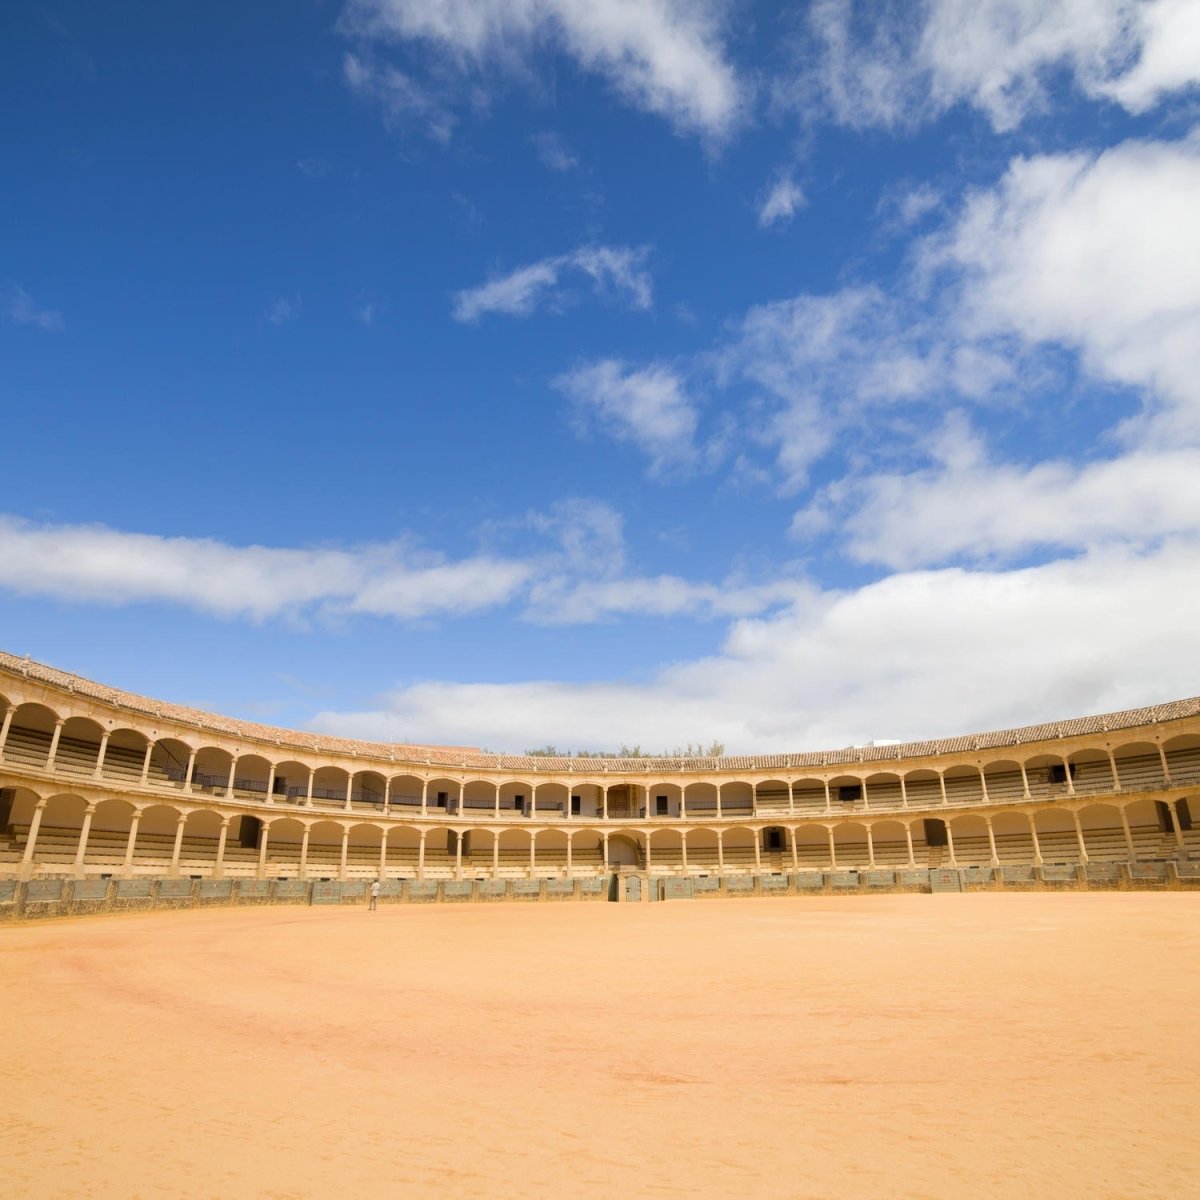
936,132,1200,432
343,51,455,141
803,0,1200,132
557,359,700,475
530,130,578,171
267,295,301,326
3,284,64,331
311,538,1200,752
453,244,651,321
757,172,806,228
340,0,743,138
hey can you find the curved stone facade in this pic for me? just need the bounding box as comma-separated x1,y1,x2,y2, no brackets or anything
1,651,1198,885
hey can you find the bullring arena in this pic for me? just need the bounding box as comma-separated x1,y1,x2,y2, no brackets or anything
3,649,1199,1197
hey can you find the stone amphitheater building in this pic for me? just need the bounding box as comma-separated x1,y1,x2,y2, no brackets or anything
2,650,1198,913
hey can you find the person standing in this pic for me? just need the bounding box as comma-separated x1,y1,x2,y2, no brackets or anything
369,879,380,911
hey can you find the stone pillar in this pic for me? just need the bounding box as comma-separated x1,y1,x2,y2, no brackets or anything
528,832,536,877
93,731,111,779
680,787,688,820
1119,807,1136,862
1107,749,1121,792
944,821,958,867
1158,742,1173,786
716,786,723,820
978,767,989,803
74,805,96,873
1063,757,1076,796
788,781,796,817
20,799,48,874
492,836,500,877
493,782,500,819
861,779,869,812
170,814,186,875
417,831,426,880
602,832,610,869
215,818,231,878
225,756,237,799
383,778,391,817
1027,814,1042,865
645,833,654,875
258,823,271,879
339,827,349,880
866,826,876,868
752,833,761,872
823,779,832,815
789,827,798,871
985,817,999,866
939,772,948,805
46,719,65,769
751,786,759,819
602,785,609,821
1020,761,1031,798
379,831,389,879
141,741,154,785
899,775,909,808
122,810,142,875
1072,811,1089,863
421,779,428,817
454,830,463,879
265,764,276,805
183,749,197,793
682,832,690,873
306,768,315,807
827,827,836,869
299,825,310,878
0,706,14,757
344,775,353,812
904,823,916,868
531,784,537,820
1166,801,1186,854
566,832,573,875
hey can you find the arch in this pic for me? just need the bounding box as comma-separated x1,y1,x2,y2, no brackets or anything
604,832,642,869
831,820,869,868
495,827,534,877
991,810,1036,864
273,759,311,805
1032,807,1082,863
101,727,152,783
754,778,792,816
794,821,832,868
229,752,271,802
946,813,992,865
903,768,942,809
1112,741,1166,791
829,773,864,812
52,716,105,776
682,781,719,817
1024,752,1070,799
2,702,60,766
350,769,387,812
864,772,902,811
1068,747,1115,796
534,827,570,877
425,776,461,814
982,759,1024,802
387,773,425,812
1164,734,1200,786
646,825,686,874
869,819,909,866
534,780,570,818
190,745,234,794
719,781,754,815
179,809,225,872
133,803,184,866
943,764,983,806
1075,802,1127,861
791,777,827,815
311,764,351,808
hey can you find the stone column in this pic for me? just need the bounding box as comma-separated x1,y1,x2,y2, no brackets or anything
265,764,276,805
1072,811,1089,863
214,818,231,878
602,832,610,869
225,756,237,799
383,778,391,817
46,719,65,770
122,809,142,875
716,830,725,873
141,741,154,785
979,767,989,803
170,814,186,875
602,785,609,821
1119,807,1136,862
680,787,688,819
1027,814,1043,865
1107,749,1121,792
421,779,428,817
305,768,315,807
339,827,349,880
0,706,14,757
183,749,197,793
788,781,796,817
74,805,96,873
1063,757,1076,796
566,832,574,875
944,821,958,867
1020,760,1031,798
899,775,909,808
827,827,836,869
985,817,999,866
493,782,500,819
1157,742,1173,787
299,825,310,878
531,785,537,819
1166,801,1186,854
861,779,869,812
20,799,48,874
823,779,832,815
939,773,948,805
866,826,876,868
752,833,761,873
904,823,916,868
258,823,271,879
454,830,463,879
716,786,723,819
789,827,798,871
343,775,353,812
379,831,389,879
417,831,426,880
93,731,111,779
528,832,536,877
492,835,499,877
645,833,653,874
682,832,690,873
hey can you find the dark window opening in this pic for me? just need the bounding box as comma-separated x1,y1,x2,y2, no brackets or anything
924,818,948,847
1177,799,1193,831
436,791,448,808
764,827,784,852
1048,763,1077,784
656,795,669,815
838,784,862,803
571,795,581,815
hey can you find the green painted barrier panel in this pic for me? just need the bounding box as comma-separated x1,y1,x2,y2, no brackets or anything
157,879,193,898
116,879,153,898
26,880,64,901
72,879,110,900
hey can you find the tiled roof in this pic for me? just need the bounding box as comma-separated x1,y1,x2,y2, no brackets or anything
2,649,1198,773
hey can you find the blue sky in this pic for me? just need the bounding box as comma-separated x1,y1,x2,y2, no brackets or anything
3,0,1199,753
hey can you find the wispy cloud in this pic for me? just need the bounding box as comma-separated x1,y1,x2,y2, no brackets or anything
452,244,651,321
267,294,301,326
530,130,578,172
3,284,64,331
757,171,806,228
339,0,744,140
343,51,455,142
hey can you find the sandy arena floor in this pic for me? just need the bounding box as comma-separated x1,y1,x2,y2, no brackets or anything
2,893,1198,1198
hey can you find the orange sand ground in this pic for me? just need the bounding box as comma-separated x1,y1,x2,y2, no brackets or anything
2,894,1198,1199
